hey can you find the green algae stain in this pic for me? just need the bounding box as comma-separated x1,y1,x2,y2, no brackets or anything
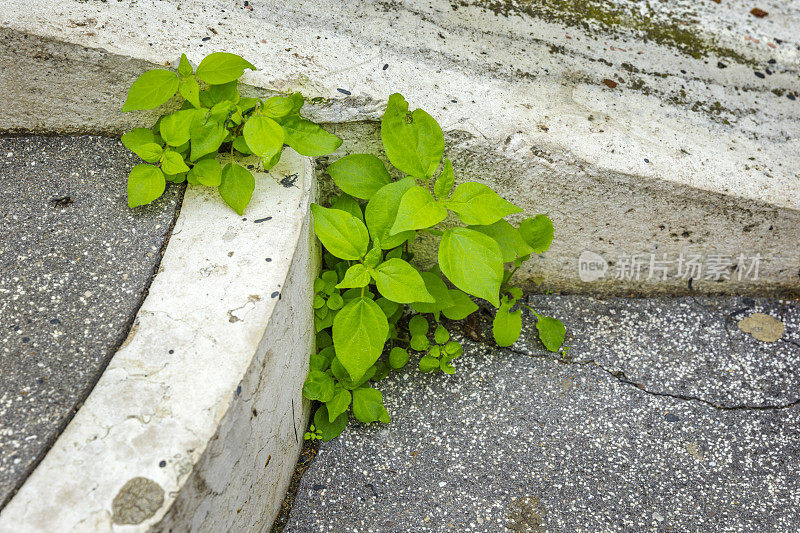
475,0,755,65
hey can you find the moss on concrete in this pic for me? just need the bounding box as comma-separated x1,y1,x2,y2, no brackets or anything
475,0,755,65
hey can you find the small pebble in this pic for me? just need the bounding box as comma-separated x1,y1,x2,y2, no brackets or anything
788,94,796,101
337,88,352,95
717,61,727,69
754,71,765,79
382,64,389,70
202,37,211,42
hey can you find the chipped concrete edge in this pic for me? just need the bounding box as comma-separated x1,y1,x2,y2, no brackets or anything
0,149,318,532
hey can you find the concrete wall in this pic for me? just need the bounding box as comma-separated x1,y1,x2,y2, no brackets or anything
1,0,798,295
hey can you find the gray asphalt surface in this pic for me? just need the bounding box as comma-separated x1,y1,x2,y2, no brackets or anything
286,295,800,532
0,135,180,508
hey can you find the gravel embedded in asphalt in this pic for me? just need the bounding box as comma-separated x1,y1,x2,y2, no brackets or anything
285,296,800,532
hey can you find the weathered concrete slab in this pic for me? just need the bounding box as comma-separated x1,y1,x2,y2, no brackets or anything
286,296,800,531
1,149,317,531
0,135,180,509
1,0,798,295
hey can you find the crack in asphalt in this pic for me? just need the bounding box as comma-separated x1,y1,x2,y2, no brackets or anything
496,344,800,412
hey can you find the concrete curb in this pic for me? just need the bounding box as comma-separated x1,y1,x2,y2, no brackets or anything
0,149,318,531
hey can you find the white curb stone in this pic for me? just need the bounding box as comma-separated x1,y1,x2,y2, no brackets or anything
1,0,798,295
0,149,317,531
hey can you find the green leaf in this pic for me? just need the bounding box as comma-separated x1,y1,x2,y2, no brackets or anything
419,356,439,373
261,93,304,118
352,387,390,424
232,135,253,155
302,370,335,402
262,150,282,171
243,115,284,159
390,186,447,234
409,314,429,337
314,406,348,441
195,52,256,84
238,97,260,114
363,243,382,268
364,178,416,249
438,227,503,307
381,93,444,178
445,182,522,225
372,361,391,381
434,324,450,344
209,100,237,123
327,293,344,311
189,114,227,161
311,204,369,260
121,128,155,154
310,347,334,372
208,80,240,105
411,335,429,351
281,116,342,156
333,358,376,390
444,341,463,356
441,289,479,320
376,298,401,322
328,154,391,200
122,69,179,112
127,164,166,208
178,53,193,77
161,150,189,174
519,215,554,254
218,163,255,215
470,220,534,263
389,347,410,370
332,297,389,382
434,158,455,199
410,271,454,314
178,76,201,109
330,194,363,223
336,264,371,289
326,388,351,422
493,298,522,347
188,158,222,187
536,315,565,352
131,142,163,163
317,330,333,348
372,258,435,304
164,172,186,184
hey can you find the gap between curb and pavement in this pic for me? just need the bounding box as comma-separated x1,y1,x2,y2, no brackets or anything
0,149,318,531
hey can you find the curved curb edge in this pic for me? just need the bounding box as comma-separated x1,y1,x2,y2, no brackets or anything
0,149,318,531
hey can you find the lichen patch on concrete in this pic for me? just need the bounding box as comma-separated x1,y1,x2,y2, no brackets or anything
112,477,164,525
737,312,785,342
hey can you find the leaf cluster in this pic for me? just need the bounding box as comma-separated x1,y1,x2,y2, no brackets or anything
304,93,566,440
120,52,342,213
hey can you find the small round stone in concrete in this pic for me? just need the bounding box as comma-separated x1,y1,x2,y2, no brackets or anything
112,477,165,525
737,313,785,342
